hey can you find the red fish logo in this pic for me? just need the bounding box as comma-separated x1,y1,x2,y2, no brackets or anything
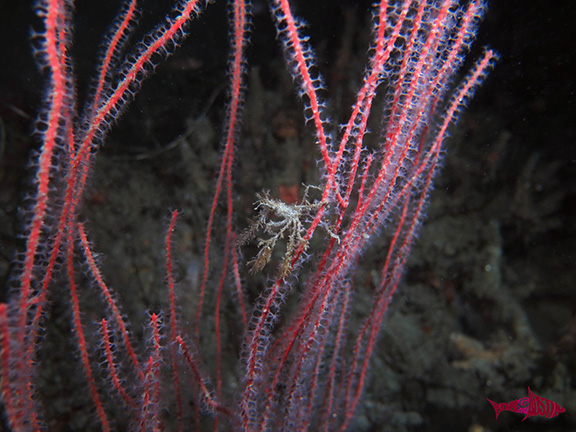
487,387,565,421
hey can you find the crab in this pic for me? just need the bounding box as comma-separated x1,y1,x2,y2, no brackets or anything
241,186,337,277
